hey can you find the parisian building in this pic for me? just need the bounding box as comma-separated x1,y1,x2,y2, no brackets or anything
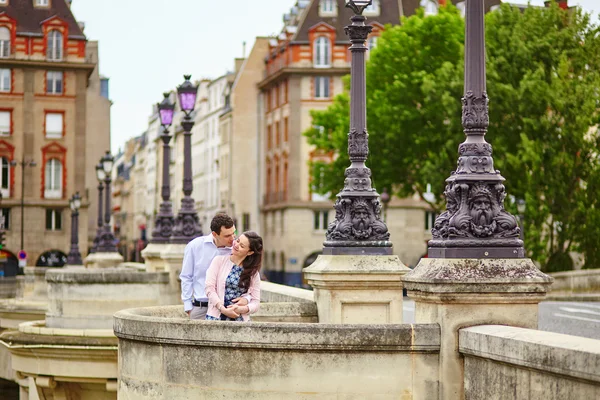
0,0,110,271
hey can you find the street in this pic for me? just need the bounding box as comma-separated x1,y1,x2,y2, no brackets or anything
403,299,600,340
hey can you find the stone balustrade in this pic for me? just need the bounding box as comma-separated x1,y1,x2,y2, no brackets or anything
460,325,600,399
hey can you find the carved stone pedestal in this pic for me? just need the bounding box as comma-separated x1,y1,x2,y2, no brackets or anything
304,255,410,324
84,252,123,269
403,258,553,400
141,243,169,272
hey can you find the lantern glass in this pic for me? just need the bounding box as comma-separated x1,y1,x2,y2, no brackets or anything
96,164,106,182
73,193,82,210
159,108,174,126
102,152,114,174
69,198,75,211
178,92,197,113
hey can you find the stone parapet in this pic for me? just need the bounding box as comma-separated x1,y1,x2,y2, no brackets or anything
304,254,410,324
45,267,172,330
460,325,600,398
404,258,553,400
548,268,600,300
114,305,441,399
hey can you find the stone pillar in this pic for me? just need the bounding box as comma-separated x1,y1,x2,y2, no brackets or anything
84,251,124,269
403,258,552,400
304,255,410,324
160,243,186,304
142,243,169,272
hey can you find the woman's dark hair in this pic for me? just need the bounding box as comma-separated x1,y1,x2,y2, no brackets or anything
239,231,263,291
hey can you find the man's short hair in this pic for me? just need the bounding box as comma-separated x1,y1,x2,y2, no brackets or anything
210,213,234,235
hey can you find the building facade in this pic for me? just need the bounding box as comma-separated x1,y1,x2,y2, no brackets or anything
0,0,110,269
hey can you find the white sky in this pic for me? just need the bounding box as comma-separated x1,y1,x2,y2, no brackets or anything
70,0,599,154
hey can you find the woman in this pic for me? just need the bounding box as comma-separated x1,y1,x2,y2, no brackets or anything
205,231,263,321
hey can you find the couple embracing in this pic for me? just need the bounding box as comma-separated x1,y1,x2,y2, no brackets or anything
179,213,263,322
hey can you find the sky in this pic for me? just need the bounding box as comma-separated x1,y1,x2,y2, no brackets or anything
70,0,600,154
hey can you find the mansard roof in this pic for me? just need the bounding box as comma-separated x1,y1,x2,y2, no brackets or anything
0,0,85,39
292,0,401,44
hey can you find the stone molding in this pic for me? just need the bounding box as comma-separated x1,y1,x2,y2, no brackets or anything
460,325,600,384
114,306,440,353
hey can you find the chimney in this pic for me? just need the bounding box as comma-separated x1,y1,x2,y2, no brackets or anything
67,0,73,8
242,41,247,59
234,58,245,74
545,0,569,10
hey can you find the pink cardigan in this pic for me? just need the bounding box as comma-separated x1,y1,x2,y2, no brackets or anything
204,255,261,321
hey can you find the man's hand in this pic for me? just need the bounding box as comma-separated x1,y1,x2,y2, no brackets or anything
220,306,240,319
232,297,248,306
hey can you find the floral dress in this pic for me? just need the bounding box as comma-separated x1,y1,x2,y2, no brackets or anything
206,264,245,322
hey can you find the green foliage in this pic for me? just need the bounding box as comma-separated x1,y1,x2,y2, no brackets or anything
304,2,600,271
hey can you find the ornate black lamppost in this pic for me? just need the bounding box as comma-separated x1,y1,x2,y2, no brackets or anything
170,75,203,244
66,192,83,265
94,151,118,253
91,163,104,253
10,157,36,252
323,1,391,255
428,0,523,258
151,93,176,243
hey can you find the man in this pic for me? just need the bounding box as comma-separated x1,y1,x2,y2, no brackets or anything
180,213,236,320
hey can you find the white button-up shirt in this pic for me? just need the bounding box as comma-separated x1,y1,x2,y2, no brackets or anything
179,234,232,312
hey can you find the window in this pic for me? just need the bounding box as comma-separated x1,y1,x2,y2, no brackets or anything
0,111,10,136
283,117,289,142
267,124,272,150
46,209,62,231
0,156,8,195
0,0,8,5
314,36,331,68
44,158,62,198
320,0,335,13
45,112,63,138
275,120,281,147
36,0,49,6
313,210,329,231
242,213,250,232
0,208,10,230
0,27,9,58
314,76,330,99
364,0,380,15
47,30,63,61
421,0,439,16
46,71,63,94
368,36,379,51
456,1,466,17
0,68,10,92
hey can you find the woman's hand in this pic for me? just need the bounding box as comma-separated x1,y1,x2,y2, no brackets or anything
232,297,248,306
220,306,240,319
228,304,249,315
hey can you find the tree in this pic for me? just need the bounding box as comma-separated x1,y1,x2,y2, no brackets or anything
305,3,600,271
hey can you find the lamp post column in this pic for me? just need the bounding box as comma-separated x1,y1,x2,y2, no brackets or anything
171,75,202,244
322,1,391,255
67,193,83,266
151,128,175,243
91,179,104,253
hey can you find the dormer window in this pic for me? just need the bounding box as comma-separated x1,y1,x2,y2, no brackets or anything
0,27,10,58
36,0,49,6
47,30,63,61
364,0,380,16
314,36,331,68
0,0,8,6
320,0,337,16
421,0,439,16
